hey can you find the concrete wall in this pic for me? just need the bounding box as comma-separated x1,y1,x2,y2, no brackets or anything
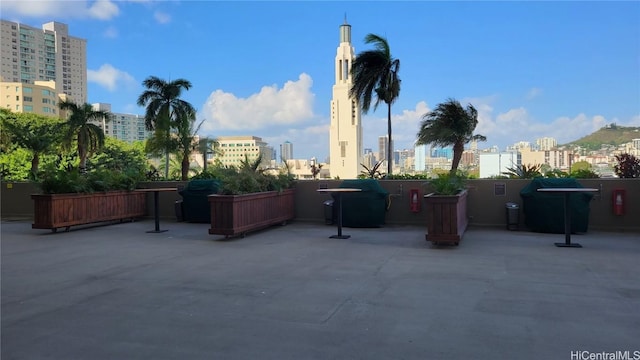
2,179,639,232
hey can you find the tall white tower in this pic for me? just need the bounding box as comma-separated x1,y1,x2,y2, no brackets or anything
329,18,363,179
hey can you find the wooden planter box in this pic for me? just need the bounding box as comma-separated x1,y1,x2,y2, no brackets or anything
208,189,295,237
423,189,468,245
32,191,146,232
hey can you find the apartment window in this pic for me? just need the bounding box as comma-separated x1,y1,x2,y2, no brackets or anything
23,87,32,93
24,105,33,112
24,96,32,102
42,98,50,104
16,96,19,101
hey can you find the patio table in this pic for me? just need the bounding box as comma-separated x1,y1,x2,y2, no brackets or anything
135,188,178,233
316,188,362,239
536,187,599,247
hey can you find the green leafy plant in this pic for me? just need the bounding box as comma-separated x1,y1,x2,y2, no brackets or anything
38,165,141,194
544,169,570,178
191,159,295,195
613,153,640,178
424,172,467,195
359,161,385,179
501,163,542,179
570,168,600,179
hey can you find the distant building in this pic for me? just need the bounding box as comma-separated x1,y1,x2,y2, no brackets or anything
329,18,362,179
479,152,520,178
508,141,532,151
91,103,152,143
536,137,557,151
280,141,293,162
461,150,477,168
431,147,453,160
378,135,392,169
1,80,66,116
394,149,413,172
362,151,376,170
214,136,271,168
414,144,428,172
1,20,87,104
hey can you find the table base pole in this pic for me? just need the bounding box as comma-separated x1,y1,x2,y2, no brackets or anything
330,235,350,239
555,242,582,248
146,229,168,233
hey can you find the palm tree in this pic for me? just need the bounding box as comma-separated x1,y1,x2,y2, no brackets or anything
58,100,111,172
174,109,205,180
1,111,63,176
350,33,401,176
197,137,220,173
137,76,195,179
416,98,487,176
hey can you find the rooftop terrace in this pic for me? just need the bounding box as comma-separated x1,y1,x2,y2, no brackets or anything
2,219,638,359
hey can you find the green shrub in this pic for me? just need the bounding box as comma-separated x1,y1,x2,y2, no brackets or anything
191,163,295,195
39,167,141,194
424,172,467,195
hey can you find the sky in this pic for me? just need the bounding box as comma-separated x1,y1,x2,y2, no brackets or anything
2,0,639,162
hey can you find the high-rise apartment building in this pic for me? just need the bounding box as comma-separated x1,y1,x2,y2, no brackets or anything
1,20,87,104
378,135,392,170
536,137,557,151
414,143,428,172
91,103,152,143
280,141,293,162
329,18,362,179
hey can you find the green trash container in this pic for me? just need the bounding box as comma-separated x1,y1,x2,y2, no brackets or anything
335,179,389,228
520,178,594,233
178,179,221,223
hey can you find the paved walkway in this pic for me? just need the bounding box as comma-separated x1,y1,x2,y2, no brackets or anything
2,220,639,360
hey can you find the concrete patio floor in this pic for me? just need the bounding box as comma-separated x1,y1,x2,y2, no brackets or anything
1,219,639,360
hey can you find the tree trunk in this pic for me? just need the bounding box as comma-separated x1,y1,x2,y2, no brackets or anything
164,151,170,179
387,102,392,176
450,141,464,176
181,153,190,181
203,152,208,172
78,145,87,173
31,152,40,175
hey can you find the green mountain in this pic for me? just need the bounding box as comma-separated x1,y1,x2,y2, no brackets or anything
564,124,640,151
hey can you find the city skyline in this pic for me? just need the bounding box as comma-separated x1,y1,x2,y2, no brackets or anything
1,1,638,161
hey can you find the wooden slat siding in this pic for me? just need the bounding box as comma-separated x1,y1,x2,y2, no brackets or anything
424,190,468,243
208,189,295,236
32,191,146,230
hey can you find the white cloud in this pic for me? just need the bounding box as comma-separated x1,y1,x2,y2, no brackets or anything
200,73,316,132
262,124,331,161
0,0,120,20
87,64,136,92
526,87,542,100
154,11,171,24
361,101,431,151
103,26,118,39
88,0,120,20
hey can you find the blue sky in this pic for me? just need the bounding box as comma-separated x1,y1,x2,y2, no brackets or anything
2,1,639,161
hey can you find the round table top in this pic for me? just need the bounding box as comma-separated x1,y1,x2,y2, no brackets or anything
135,188,178,192
536,188,599,192
316,188,363,193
